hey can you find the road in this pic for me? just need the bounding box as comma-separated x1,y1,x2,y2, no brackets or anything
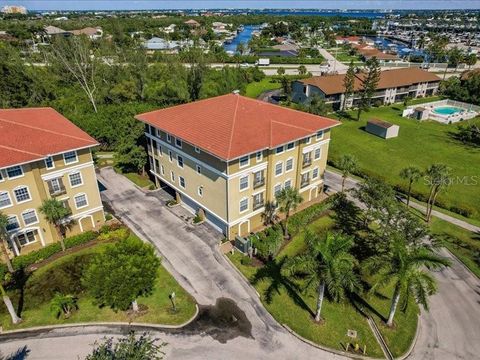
324,170,480,360
0,167,342,360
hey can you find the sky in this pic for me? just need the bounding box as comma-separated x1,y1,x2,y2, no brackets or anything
1,0,480,11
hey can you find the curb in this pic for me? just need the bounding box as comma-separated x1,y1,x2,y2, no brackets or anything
395,313,421,360
367,315,393,360
223,253,261,298
0,304,199,339
443,247,479,280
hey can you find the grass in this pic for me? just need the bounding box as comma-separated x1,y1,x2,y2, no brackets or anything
334,51,363,63
330,100,480,220
244,77,282,98
0,238,196,331
121,171,154,188
229,215,385,358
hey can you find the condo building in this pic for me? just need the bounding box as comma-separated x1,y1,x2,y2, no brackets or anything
136,94,339,239
0,108,105,256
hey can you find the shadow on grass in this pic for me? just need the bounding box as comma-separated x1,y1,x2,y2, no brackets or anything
348,290,388,324
250,257,315,318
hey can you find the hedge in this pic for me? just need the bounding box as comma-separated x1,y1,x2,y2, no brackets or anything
286,201,333,236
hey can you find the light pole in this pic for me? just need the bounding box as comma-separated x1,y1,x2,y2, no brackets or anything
169,292,177,312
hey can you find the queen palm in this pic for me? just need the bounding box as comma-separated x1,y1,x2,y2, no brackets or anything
338,154,357,192
283,231,360,322
0,212,14,273
39,199,72,252
425,164,452,223
1,275,21,324
261,201,278,226
365,238,450,327
399,166,423,207
275,187,303,239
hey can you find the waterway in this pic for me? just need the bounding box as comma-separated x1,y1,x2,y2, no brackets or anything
223,25,259,53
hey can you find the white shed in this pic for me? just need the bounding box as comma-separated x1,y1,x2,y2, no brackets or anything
366,119,399,139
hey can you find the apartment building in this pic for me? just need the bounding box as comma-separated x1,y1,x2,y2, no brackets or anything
136,94,339,239
292,67,441,111
0,108,105,256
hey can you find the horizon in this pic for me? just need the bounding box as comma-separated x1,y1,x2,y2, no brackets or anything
2,1,480,11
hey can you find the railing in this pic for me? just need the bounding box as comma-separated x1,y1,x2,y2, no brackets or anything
302,158,312,168
300,179,310,188
253,200,264,210
253,178,265,189
50,186,66,196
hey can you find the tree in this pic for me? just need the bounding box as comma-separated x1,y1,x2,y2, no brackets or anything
261,201,278,226
337,154,358,192
50,293,78,319
305,95,331,116
38,199,72,252
0,212,14,273
85,332,165,360
426,35,448,63
465,53,477,70
1,275,21,324
275,187,303,239
283,231,360,322
399,166,423,207
402,95,413,107
356,57,381,120
444,47,463,80
82,237,160,312
277,67,285,76
115,138,147,175
365,238,450,327
236,42,246,56
425,164,452,222
298,65,307,75
47,36,99,113
280,76,292,96
342,61,355,110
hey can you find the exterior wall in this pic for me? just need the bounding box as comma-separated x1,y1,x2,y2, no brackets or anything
291,81,326,104
0,147,105,257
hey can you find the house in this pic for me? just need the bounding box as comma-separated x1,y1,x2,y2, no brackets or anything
292,68,441,111
71,27,103,40
353,44,398,62
143,37,193,52
162,24,177,34
136,94,340,239
184,19,201,28
335,35,362,45
43,25,70,37
0,108,105,257
366,119,399,139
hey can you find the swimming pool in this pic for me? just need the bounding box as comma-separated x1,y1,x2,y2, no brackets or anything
433,106,463,115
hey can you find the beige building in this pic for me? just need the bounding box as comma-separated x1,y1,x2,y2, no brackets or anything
136,94,339,239
0,108,105,256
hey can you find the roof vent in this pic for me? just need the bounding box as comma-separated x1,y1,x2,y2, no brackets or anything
232,90,240,95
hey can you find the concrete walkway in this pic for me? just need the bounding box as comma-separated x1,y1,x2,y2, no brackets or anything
317,47,349,74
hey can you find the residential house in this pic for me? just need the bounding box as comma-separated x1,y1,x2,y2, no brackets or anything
136,94,340,239
71,27,103,40
184,19,201,28
0,108,105,257
292,68,441,110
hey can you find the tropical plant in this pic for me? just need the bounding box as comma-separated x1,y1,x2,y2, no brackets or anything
50,293,78,319
305,94,332,116
275,187,303,239
399,166,423,207
283,231,360,322
0,274,21,324
38,198,73,252
338,154,358,192
425,164,452,222
277,67,285,75
465,53,477,70
82,237,160,312
298,65,307,75
261,201,278,226
365,238,450,326
0,212,14,273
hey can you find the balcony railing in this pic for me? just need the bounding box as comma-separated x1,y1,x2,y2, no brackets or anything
253,178,265,189
302,158,312,168
253,200,265,210
50,186,66,196
300,179,310,188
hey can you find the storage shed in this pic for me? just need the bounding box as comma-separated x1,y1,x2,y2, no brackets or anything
366,119,399,139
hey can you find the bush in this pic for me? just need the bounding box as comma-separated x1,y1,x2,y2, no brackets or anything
105,213,113,221
97,228,130,242
240,256,253,266
287,201,332,236
252,225,283,261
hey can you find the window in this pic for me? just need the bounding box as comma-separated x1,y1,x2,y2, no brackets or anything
175,138,182,148
157,144,163,157
49,178,64,194
253,171,264,187
17,231,36,246
256,151,263,162
74,193,88,209
69,172,83,187
316,130,324,140
284,179,292,189
22,210,38,226
253,192,264,209
177,155,184,168
305,137,311,144
196,165,202,175
239,175,249,191
275,162,283,176
239,155,249,168
169,151,173,162
156,129,162,138
195,147,201,154
166,134,172,143
0,170,3,182
0,192,12,209
301,172,310,187
314,147,322,160
287,142,295,150
198,186,203,197
276,146,284,154
63,151,78,164
312,167,319,179
239,198,248,213
160,165,165,176
303,85,307,94
274,184,282,197
179,176,186,189
6,216,20,232
285,158,294,172
45,156,55,169
7,166,23,179
14,186,31,203
154,159,160,171
171,171,175,182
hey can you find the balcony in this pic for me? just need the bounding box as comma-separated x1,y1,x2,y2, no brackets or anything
302,158,312,168
300,178,310,188
253,178,265,189
49,186,66,197
253,200,265,210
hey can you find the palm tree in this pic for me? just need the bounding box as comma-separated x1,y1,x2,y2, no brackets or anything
283,231,360,322
1,277,21,324
399,166,423,207
275,188,303,239
261,201,278,226
298,65,307,76
425,164,452,223
338,154,358,192
38,199,72,252
0,212,14,273
365,239,450,327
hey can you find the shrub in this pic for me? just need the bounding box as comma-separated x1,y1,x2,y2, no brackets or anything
97,228,130,242
105,213,113,221
240,257,253,266
287,201,332,236
50,293,78,319
252,226,283,261
193,214,203,224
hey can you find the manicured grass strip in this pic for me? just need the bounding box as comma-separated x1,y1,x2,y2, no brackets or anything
244,77,282,98
122,172,154,188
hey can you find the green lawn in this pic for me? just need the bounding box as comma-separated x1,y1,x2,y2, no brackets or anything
334,51,363,63
121,171,154,188
244,77,282,98
329,102,480,220
0,238,196,331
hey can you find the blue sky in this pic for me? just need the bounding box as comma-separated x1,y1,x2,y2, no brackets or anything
2,0,480,11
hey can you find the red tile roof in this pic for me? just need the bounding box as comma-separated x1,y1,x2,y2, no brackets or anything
0,107,98,168
136,94,340,161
